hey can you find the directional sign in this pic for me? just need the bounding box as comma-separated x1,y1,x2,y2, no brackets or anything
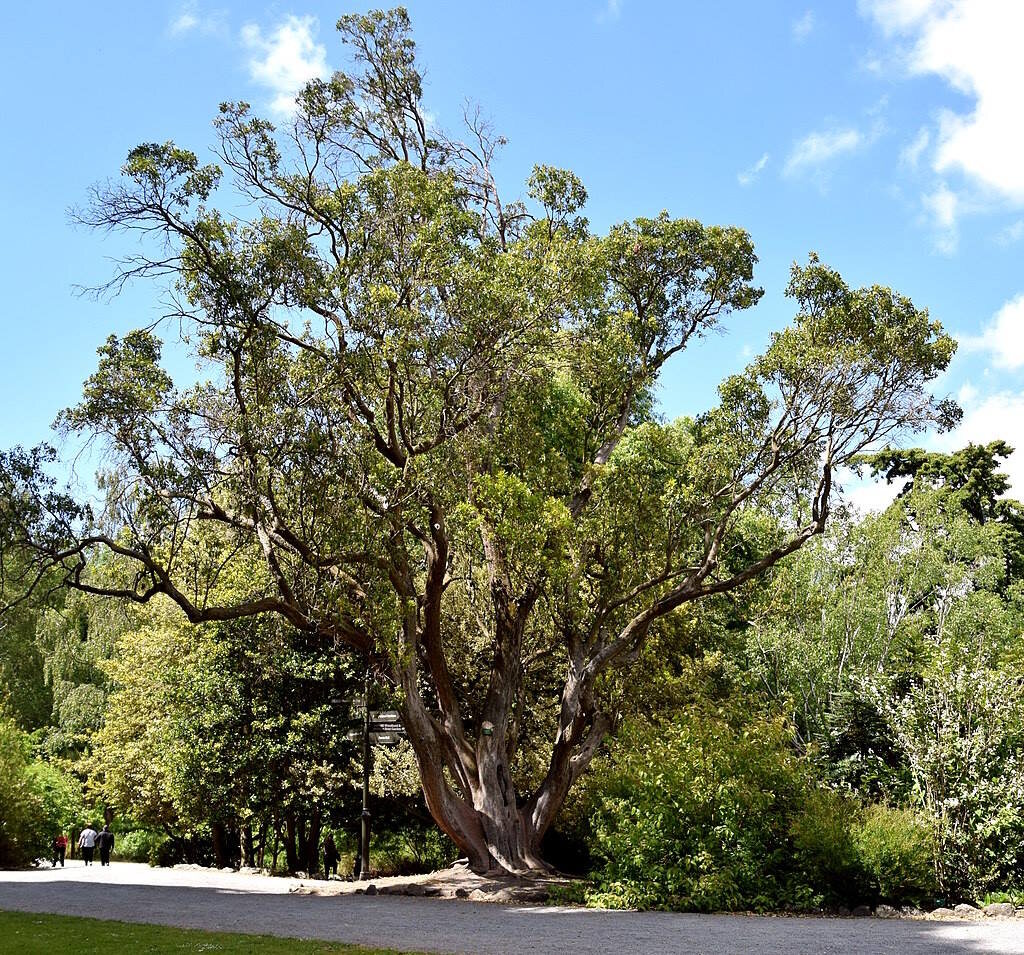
346,728,406,745
368,710,405,735
370,731,404,744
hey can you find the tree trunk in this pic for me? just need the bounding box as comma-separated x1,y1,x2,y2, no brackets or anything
284,813,300,873
211,820,229,869
298,810,321,875
400,698,555,874
269,820,282,873
397,647,610,875
390,520,611,876
240,823,255,868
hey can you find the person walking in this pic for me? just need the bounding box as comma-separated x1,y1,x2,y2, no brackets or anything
322,833,340,879
78,824,98,865
96,824,115,866
52,833,67,868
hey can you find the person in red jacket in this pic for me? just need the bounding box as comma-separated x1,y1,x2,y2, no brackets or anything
52,833,68,867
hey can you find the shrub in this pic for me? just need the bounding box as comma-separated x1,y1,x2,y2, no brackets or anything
114,828,169,864
0,717,83,867
853,804,936,904
358,824,455,877
790,788,863,901
584,712,835,912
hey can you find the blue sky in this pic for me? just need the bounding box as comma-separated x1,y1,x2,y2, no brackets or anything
2,0,1023,508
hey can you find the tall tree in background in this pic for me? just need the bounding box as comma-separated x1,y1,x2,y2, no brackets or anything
746,445,1024,894
0,9,958,873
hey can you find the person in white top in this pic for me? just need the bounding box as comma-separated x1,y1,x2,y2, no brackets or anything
78,825,98,866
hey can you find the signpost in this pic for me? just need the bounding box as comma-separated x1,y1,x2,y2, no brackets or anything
347,678,407,879
344,711,407,744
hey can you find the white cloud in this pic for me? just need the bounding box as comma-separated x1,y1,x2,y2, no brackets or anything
862,0,1024,202
792,10,816,41
840,468,906,514
171,11,198,35
169,1,226,38
996,219,1024,246
597,0,623,23
241,16,330,118
957,380,979,405
959,293,1024,371
737,153,770,186
932,389,1024,496
922,182,959,254
784,127,863,176
900,126,930,167
860,0,936,33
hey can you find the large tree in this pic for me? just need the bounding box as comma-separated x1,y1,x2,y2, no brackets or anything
0,9,957,874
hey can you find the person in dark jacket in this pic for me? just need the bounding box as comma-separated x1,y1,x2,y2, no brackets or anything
96,825,115,866
322,833,340,878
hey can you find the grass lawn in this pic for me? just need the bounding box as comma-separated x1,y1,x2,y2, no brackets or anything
0,909,422,954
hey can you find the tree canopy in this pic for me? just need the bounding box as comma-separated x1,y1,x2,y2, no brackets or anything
0,8,958,873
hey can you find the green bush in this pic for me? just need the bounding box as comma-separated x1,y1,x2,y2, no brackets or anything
0,717,83,867
853,804,936,903
790,788,863,900
584,713,838,912
354,824,455,877
114,828,169,864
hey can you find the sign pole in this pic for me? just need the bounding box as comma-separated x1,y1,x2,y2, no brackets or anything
359,660,372,879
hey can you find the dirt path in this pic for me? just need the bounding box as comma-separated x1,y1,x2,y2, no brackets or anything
2,862,1023,954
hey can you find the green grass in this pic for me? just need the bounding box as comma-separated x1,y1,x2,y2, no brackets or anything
0,910,422,954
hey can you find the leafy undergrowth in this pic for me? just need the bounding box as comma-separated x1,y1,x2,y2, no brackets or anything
0,910,421,955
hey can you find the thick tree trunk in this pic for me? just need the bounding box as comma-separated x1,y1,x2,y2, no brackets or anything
398,661,613,875
400,694,558,874
240,823,255,868
390,515,608,875
210,820,229,869
283,813,300,873
300,810,322,875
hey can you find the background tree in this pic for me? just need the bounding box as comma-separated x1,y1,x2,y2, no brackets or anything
746,445,1024,895
0,8,957,873
0,601,51,731
93,585,359,871
0,714,83,867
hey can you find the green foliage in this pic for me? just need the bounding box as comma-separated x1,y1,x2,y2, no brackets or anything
0,716,83,867
978,888,1024,907
0,716,38,866
0,5,968,879
858,441,1024,577
852,804,936,903
873,638,1024,897
578,710,952,911
347,824,455,877
789,788,863,900
745,468,1024,900
0,604,51,730
584,712,830,911
92,597,359,853
113,827,169,864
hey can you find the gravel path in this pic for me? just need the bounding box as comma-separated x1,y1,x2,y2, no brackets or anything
3,862,1024,954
